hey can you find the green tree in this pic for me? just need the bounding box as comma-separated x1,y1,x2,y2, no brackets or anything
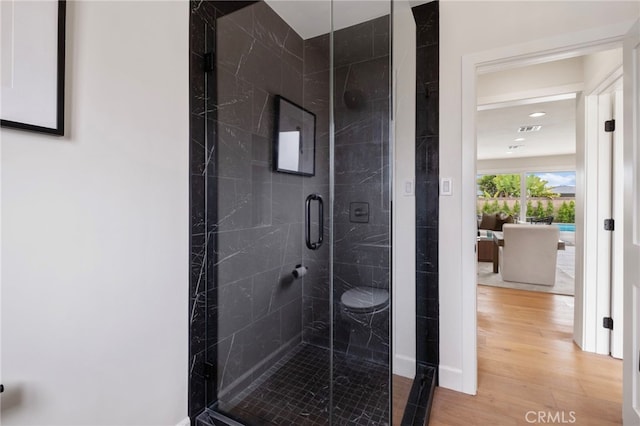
477,175,498,198
502,201,511,215
535,200,545,218
526,175,559,198
513,200,521,216
491,199,500,213
568,200,575,223
477,174,558,199
545,200,555,218
557,201,576,223
482,201,492,213
557,202,568,222
493,174,521,197
526,200,534,217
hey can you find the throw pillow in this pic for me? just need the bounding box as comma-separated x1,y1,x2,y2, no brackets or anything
495,213,513,231
479,212,497,230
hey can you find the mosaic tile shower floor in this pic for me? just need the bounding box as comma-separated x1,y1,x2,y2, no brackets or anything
199,344,390,425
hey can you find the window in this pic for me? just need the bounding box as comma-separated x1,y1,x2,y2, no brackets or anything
477,171,575,225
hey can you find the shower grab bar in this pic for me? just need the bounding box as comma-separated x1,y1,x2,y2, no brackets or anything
305,194,323,250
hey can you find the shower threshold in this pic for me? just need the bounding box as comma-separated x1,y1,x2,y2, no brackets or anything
196,343,390,426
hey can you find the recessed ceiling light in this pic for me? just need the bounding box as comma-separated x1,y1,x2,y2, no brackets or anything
529,112,546,118
506,151,513,154
514,138,525,142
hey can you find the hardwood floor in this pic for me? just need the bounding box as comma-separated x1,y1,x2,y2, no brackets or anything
393,374,413,424
429,285,623,426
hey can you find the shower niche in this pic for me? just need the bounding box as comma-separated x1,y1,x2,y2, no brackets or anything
189,1,392,424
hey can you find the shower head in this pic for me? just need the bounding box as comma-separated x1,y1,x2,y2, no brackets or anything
343,89,365,110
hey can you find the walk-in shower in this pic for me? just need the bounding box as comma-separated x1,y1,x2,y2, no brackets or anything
189,1,392,424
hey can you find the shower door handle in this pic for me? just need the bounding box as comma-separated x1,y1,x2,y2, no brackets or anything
305,194,323,250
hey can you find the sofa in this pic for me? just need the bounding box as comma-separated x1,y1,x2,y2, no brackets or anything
499,223,560,286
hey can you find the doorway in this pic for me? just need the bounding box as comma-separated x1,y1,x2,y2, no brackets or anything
459,24,632,396
474,52,626,351
470,52,622,419
474,56,581,340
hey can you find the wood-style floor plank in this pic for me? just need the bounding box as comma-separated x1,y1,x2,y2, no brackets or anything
393,374,413,424
429,285,622,426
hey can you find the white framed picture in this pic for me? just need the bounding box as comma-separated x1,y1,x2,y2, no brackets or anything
1,0,66,135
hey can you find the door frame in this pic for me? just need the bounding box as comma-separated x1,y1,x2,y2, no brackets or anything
622,19,640,425
581,73,623,356
460,21,634,394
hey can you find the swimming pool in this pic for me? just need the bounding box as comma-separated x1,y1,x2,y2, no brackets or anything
557,223,576,232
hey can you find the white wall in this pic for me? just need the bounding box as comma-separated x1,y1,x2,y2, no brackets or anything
439,0,639,394
477,154,576,174
1,2,189,425
583,48,623,94
392,0,417,379
477,57,584,105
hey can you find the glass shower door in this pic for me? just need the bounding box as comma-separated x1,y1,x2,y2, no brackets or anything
210,2,334,424
330,1,392,424
191,1,392,424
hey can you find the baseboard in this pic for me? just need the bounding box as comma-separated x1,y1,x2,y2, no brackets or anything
393,354,416,378
438,364,463,392
176,416,190,426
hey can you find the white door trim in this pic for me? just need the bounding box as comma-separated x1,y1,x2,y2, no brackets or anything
580,84,623,355
611,89,624,360
622,19,640,426
460,20,634,395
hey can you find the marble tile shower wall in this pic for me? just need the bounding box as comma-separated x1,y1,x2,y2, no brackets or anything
190,1,218,417
189,0,330,418
213,1,308,401
413,1,439,367
331,16,391,363
301,33,331,349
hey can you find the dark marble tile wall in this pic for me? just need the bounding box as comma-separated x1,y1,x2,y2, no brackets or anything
301,33,331,349
412,1,439,368
331,15,391,364
212,0,309,403
190,1,218,419
189,0,323,420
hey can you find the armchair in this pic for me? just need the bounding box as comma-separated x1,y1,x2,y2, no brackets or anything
499,223,560,286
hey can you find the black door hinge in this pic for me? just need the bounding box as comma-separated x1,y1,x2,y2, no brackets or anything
203,362,215,380
605,120,615,132
203,52,214,73
604,219,615,231
0,384,4,393
603,317,614,330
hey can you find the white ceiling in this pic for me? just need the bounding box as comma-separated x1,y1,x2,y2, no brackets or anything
477,98,576,160
264,1,432,39
265,0,392,39
476,55,586,161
